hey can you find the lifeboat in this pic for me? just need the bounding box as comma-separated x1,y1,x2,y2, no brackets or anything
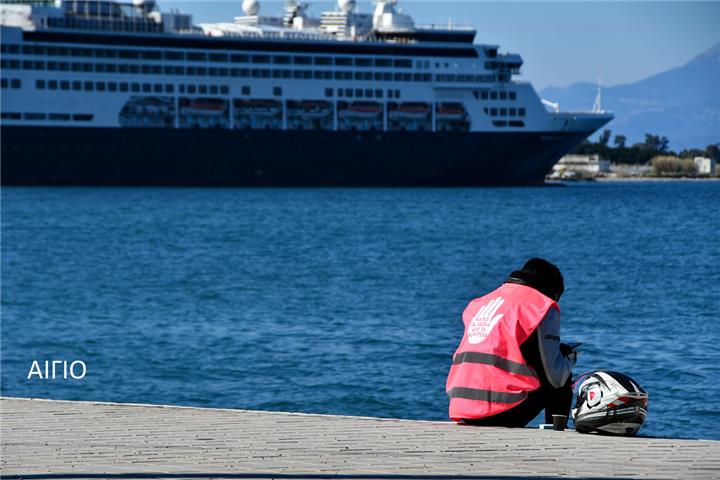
436,103,466,121
289,101,332,119
389,103,430,120
143,105,163,114
182,99,227,116
339,102,382,119
236,100,281,117
124,97,172,115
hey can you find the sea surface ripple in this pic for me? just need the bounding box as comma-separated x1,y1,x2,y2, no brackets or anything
2,182,719,440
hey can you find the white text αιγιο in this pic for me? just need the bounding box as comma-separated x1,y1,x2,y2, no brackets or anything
27,360,86,380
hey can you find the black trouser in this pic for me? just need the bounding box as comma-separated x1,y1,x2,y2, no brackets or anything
461,378,573,428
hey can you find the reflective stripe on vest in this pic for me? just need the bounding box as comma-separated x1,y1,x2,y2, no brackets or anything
446,282,557,421
447,387,528,404
452,351,538,378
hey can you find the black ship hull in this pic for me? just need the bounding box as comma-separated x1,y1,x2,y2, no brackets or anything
1,126,590,186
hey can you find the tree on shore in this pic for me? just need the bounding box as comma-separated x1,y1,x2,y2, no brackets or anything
643,134,669,152
598,129,612,146
704,144,720,161
572,132,718,166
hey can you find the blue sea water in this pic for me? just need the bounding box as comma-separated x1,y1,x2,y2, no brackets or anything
1,182,719,440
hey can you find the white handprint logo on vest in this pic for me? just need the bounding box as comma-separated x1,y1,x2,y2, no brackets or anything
468,296,505,344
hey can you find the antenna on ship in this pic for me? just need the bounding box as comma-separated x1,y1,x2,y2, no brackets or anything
592,68,603,113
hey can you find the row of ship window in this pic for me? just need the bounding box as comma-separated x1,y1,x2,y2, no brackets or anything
44,17,164,34
6,75,517,103
8,77,520,113
0,112,524,129
1,112,94,121
0,112,524,127
484,107,526,117
6,77,518,113
1,78,22,89
35,78,231,95
1,44,415,68
31,78,403,99
0,59,495,83
331,88,402,99
476,90,517,101
493,120,525,128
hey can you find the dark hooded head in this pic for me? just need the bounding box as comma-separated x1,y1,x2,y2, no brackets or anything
506,258,564,301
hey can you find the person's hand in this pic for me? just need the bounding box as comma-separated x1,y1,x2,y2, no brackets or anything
566,350,577,366
560,343,578,366
559,343,574,356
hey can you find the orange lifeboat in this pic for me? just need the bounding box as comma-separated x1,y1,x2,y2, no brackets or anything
339,102,382,119
389,102,430,120
182,99,227,116
291,101,332,119
436,103,466,121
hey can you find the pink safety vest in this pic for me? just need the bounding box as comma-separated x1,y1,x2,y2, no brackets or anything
446,282,558,421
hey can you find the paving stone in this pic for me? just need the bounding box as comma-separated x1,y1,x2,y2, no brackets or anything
1,397,718,479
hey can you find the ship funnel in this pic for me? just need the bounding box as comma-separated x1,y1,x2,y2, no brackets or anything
338,0,356,13
373,0,414,31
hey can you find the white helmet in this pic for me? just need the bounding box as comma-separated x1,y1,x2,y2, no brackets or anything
572,371,648,436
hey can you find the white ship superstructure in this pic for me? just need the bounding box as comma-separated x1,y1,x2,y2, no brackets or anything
0,0,613,186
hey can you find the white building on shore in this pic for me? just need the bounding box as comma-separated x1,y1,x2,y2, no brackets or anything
694,157,717,175
548,154,610,179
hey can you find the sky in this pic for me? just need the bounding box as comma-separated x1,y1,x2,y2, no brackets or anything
162,1,720,90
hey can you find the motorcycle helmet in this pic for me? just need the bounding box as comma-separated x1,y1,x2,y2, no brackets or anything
572,371,648,436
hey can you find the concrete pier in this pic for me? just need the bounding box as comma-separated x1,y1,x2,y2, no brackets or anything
1,397,718,479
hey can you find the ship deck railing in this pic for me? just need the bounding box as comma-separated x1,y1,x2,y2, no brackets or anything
416,23,476,31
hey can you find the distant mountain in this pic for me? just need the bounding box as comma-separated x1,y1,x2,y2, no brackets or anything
540,43,720,151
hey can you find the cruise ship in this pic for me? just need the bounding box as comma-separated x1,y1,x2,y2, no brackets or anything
0,0,613,186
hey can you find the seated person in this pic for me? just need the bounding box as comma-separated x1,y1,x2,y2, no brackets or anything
446,258,576,427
